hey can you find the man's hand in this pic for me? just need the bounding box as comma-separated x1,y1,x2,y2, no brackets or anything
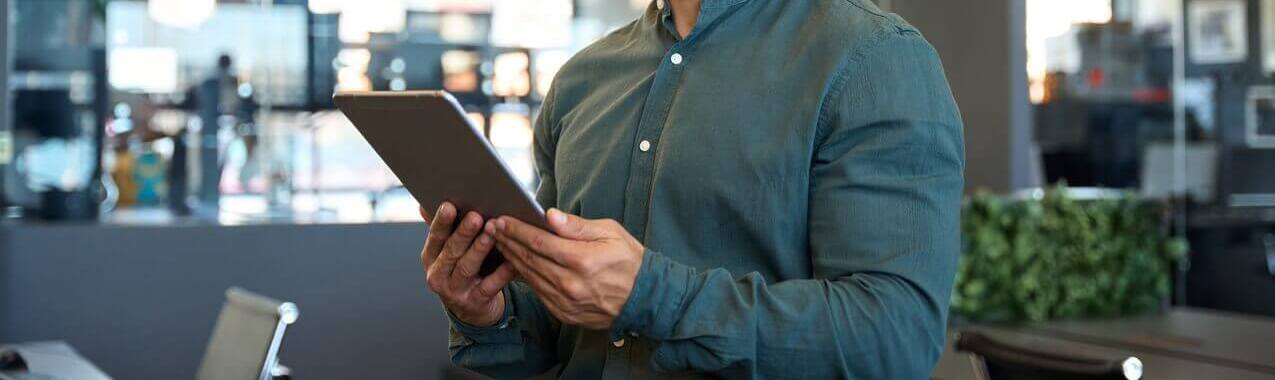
421,202,517,327
488,209,644,330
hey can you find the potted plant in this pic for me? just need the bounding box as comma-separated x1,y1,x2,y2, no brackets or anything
951,184,1189,322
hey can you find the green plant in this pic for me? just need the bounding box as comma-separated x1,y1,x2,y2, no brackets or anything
951,184,1188,322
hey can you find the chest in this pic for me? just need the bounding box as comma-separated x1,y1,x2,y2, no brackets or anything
550,50,831,220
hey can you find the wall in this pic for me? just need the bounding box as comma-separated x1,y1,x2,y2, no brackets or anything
887,0,1034,193
0,222,461,379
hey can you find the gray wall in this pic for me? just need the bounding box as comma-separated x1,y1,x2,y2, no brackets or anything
0,222,460,379
888,0,1033,193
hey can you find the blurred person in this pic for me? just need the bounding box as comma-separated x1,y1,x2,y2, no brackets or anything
420,0,965,379
183,54,261,214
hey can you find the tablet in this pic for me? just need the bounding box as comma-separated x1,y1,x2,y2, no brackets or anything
334,90,547,274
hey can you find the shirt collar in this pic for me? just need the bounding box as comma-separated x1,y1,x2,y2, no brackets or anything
651,0,750,41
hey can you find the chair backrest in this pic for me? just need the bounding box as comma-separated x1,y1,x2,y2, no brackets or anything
954,330,1142,380
196,288,299,380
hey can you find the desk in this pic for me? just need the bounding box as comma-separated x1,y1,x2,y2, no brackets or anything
932,308,1275,380
0,341,111,380
1028,308,1275,374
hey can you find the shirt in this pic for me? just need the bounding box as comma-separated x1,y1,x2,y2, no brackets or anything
447,0,965,378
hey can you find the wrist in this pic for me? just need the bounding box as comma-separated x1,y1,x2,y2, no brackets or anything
607,249,693,342
453,290,507,328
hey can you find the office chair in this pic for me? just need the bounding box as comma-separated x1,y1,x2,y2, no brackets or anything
954,330,1142,380
196,288,299,380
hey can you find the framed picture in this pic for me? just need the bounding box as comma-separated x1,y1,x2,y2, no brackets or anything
1264,0,1275,72
1189,0,1248,65
1246,86,1275,148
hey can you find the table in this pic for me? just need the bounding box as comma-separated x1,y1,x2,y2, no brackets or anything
932,308,1275,380
1028,308,1275,375
0,341,111,380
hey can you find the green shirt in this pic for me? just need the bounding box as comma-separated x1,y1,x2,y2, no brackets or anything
447,0,965,378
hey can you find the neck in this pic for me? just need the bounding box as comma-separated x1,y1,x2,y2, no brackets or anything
668,0,701,38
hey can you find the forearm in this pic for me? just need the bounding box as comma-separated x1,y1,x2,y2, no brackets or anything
449,282,561,379
609,251,949,379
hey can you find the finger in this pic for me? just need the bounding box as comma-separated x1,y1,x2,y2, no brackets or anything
546,209,609,241
496,246,573,324
452,230,495,280
473,262,516,301
493,216,579,269
495,236,567,299
438,211,484,276
422,202,457,268
419,206,433,224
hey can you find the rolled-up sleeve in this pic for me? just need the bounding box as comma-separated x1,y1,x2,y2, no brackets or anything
607,29,965,379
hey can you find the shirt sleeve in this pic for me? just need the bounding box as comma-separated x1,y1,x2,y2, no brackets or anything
606,28,965,379
447,87,565,379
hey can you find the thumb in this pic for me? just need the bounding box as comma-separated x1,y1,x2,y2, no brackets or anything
547,208,608,241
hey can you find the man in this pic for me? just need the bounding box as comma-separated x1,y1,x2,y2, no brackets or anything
420,0,965,378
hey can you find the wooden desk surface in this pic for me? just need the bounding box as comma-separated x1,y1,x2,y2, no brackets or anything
1026,307,1275,374
931,328,1275,380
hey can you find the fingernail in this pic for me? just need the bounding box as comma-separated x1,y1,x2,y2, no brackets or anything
478,234,492,244
549,209,567,225
440,203,453,217
484,222,496,235
494,218,506,231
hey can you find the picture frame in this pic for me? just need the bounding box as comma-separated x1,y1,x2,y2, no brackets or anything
1189,0,1249,65
1246,86,1275,148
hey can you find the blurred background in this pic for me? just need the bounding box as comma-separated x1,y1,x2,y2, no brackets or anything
1,0,1274,379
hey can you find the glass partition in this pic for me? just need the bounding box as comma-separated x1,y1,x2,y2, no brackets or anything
1,0,645,224
1028,0,1275,313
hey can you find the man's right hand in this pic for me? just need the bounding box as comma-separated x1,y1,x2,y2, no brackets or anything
421,202,517,327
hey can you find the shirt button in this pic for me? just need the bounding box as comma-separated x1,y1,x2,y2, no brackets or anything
629,331,640,338
612,338,626,348
639,140,651,152
670,53,683,65
656,0,665,10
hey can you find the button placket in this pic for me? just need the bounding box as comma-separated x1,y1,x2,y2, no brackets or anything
619,44,688,241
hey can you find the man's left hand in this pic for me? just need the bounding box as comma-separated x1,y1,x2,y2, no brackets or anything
488,209,644,330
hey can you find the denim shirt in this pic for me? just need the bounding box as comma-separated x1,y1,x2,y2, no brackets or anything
448,0,965,378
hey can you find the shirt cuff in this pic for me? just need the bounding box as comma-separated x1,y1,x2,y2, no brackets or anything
447,286,523,346
608,248,694,342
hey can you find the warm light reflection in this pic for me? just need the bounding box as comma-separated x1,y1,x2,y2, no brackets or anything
466,112,487,135
489,105,535,188
335,49,373,92
1026,0,1113,103
489,109,533,149
493,52,531,97
534,50,569,98
442,50,481,93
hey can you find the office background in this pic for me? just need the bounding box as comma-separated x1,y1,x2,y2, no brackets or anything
1,0,1273,379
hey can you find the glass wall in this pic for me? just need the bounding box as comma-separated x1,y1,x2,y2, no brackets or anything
1,0,645,224
1028,0,1275,314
